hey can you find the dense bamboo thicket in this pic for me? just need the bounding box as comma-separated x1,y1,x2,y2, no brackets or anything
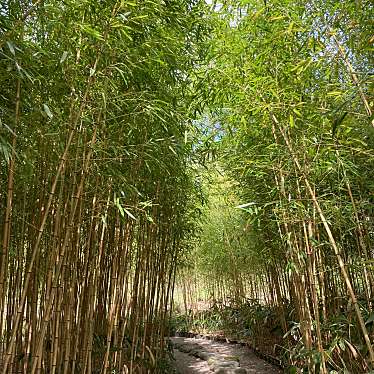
174,1,374,373
1,1,373,373
0,1,208,372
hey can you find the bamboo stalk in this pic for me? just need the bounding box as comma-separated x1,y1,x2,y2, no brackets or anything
0,79,20,365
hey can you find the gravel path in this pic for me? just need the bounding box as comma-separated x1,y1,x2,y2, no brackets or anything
172,337,282,374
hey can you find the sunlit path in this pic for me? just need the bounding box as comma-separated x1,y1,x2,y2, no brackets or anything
172,337,281,374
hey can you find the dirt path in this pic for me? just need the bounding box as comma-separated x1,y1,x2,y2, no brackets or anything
173,349,211,374
172,337,282,374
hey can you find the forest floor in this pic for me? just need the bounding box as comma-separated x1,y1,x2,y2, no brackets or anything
171,337,282,374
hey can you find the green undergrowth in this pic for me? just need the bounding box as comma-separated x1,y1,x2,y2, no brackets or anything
170,299,374,373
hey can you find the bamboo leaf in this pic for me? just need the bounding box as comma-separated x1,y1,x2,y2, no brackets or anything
6,41,15,56
235,202,256,209
60,51,68,64
123,208,137,220
43,104,53,119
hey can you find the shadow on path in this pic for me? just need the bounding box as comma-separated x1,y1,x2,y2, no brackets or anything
172,337,282,374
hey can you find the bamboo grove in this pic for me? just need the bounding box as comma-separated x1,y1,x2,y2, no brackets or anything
0,1,209,372
1,0,374,373
175,1,374,373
